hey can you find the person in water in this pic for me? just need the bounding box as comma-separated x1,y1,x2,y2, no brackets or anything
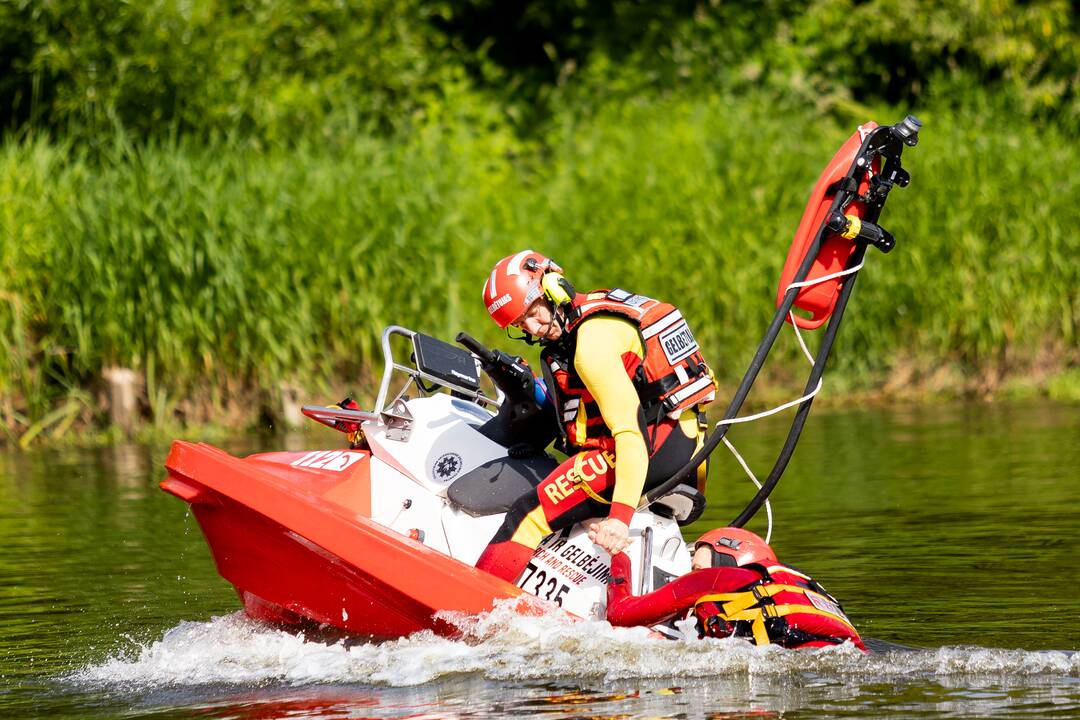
607,527,866,650
474,250,717,582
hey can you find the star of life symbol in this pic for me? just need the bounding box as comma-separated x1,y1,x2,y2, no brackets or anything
433,452,463,481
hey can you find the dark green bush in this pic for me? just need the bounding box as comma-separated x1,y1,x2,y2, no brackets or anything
1,0,465,143
2,0,1076,143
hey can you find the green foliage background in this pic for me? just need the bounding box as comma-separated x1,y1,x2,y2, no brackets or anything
0,0,1077,439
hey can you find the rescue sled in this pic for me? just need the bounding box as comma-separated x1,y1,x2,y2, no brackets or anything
162,117,921,639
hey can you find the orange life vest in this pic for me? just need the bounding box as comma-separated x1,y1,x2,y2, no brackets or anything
541,289,716,453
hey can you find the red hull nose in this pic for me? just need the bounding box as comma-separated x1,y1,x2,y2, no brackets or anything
161,441,524,639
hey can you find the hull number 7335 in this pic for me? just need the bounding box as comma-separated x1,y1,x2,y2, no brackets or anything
517,561,570,606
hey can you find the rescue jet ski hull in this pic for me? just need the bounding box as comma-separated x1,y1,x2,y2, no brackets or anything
162,440,526,639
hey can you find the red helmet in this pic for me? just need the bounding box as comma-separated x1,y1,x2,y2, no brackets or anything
482,250,563,328
694,527,777,568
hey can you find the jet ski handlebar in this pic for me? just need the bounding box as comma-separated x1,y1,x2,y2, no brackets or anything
456,332,537,405
456,332,558,450
455,332,498,366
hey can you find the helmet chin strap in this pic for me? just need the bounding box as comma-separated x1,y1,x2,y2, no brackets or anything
547,290,582,339
539,301,577,345
550,303,571,336
511,300,569,346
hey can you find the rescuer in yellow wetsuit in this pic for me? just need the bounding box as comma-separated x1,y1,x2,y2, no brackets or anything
475,251,715,583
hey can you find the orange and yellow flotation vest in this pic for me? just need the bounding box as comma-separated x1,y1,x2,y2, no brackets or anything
541,289,716,453
693,563,865,650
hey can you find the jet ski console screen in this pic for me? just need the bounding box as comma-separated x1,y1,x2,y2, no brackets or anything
413,333,482,392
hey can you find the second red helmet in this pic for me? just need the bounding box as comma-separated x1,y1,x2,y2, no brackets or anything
694,527,777,568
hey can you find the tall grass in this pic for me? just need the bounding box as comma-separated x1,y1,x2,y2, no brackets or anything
1,91,1076,436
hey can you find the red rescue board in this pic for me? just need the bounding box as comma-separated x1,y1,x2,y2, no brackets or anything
778,122,881,329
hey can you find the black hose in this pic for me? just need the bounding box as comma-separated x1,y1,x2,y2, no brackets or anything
642,235,828,507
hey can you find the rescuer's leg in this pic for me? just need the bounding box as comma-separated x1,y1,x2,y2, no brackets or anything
474,449,613,582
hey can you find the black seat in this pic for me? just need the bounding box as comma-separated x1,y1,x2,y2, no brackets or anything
447,454,559,517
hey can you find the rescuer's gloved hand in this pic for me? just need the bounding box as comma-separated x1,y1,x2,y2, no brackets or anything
694,601,734,638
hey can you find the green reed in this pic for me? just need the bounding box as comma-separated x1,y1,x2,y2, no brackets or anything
1,92,1076,437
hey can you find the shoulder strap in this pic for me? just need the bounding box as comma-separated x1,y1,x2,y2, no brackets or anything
540,350,569,453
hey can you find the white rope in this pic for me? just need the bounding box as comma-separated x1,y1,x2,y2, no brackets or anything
784,260,863,291
716,259,865,544
722,436,773,543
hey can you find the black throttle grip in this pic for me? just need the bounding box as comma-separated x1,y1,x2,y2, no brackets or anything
455,332,497,366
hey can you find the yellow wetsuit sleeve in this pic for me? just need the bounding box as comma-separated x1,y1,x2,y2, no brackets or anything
573,316,649,515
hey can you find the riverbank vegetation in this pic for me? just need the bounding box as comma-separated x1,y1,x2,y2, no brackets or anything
1,1,1077,442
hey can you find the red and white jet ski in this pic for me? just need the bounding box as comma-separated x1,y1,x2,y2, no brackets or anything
162,116,921,640
162,327,700,639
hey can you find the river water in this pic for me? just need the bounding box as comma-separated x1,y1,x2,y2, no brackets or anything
1,400,1077,718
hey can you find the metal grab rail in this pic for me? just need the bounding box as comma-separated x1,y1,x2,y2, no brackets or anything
373,325,502,415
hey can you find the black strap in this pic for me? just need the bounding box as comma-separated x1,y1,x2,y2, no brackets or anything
635,372,682,404
685,355,704,377
540,356,569,453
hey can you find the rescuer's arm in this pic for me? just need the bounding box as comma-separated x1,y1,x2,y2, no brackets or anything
574,317,648,554
607,553,759,628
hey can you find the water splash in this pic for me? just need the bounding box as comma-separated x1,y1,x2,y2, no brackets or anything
69,602,1078,691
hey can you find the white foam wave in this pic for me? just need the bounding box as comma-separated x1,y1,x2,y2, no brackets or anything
69,602,1079,690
